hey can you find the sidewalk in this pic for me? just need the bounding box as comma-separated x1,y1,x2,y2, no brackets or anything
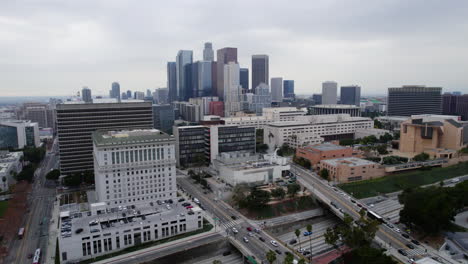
45,197,60,264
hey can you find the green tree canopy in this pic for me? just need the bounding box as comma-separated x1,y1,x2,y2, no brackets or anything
319,168,330,180
413,152,430,162
46,169,61,180
287,183,301,197
271,187,286,200
266,250,277,264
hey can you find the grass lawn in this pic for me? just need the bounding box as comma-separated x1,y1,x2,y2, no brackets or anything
339,162,468,199
79,219,213,264
0,200,8,218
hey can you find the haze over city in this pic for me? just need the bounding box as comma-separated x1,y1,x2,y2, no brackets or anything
1,0,468,96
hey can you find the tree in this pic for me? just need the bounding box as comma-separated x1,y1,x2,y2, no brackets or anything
413,152,430,162
293,156,311,169
374,119,383,129
23,146,46,164
277,144,295,157
382,155,408,165
379,132,393,143
319,168,329,180
343,246,396,264
271,187,286,200
295,229,301,251
212,260,222,264
63,173,82,187
83,171,95,184
287,183,300,197
256,143,269,153
339,138,355,146
266,250,277,264
376,144,389,155
361,135,378,145
245,189,271,209
231,184,249,207
283,252,294,264
46,169,61,180
297,259,306,264
306,224,313,263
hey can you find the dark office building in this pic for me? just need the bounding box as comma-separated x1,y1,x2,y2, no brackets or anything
167,62,177,103
312,94,322,105
456,95,468,121
183,63,193,100
387,86,442,116
216,47,238,99
340,85,361,106
56,102,153,175
153,104,175,134
283,80,295,99
240,68,249,92
442,93,458,115
173,126,207,168
252,55,269,90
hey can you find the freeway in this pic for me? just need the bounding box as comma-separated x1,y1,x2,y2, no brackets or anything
5,140,59,264
290,163,458,264
177,175,299,263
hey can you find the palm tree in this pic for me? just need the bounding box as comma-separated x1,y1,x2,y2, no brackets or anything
306,224,313,263
295,229,301,250
266,250,277,264
298,259,306,264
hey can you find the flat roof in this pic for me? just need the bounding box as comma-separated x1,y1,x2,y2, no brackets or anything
309,143,347,151
312,104,360,109
321,157,378,167
93,129,173,146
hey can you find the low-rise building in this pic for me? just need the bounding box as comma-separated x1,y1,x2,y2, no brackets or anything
0,151,23,190
296,143,360,167
264,114,372,151
262,107,307,121
354,128,391,139
283,134,324,149
221,116,273,129
310,104,361,117
318,157,385,183
399,116,468,155
0,120,40,149
211,151,289,186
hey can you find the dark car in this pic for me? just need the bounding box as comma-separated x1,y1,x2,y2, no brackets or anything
402,233,410,239
411,239,420,245
258,236,265,242
178,198,185,202
302,250,311,256
247,227,253,232
406,243,415,249
275,249,282,255
231,215,237,220
398,249,408,256
289,239,297,245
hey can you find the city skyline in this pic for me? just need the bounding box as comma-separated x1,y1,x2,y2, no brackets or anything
1,0,468,96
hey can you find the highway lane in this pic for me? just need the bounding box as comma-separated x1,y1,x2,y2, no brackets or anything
291,163,458,264
178,176,297,263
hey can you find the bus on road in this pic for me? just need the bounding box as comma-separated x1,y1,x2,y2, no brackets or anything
367,210,384,223
18,227,25,239
32,248,41,264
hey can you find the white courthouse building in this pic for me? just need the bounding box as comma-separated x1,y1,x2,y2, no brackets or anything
58,129,203,263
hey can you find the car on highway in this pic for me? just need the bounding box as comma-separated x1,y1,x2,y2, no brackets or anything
258,236,265,242
303,231,312,236
178,198,185,202
385,223,394,228
406,243,415,249
289,239,297,245
297,248,304,253
350,199,356,203
270,240,279,247
275,249,282,255
254,228,260,233
397,249,408,256
246,227,253,232
401,233,410,239
181,202,190,207
243,237,249,243
394,228,401,233
248,232,254,237
411,239,420,245
231,215,237,220
232,227,238,234
451,178,460,183
302,250,311,256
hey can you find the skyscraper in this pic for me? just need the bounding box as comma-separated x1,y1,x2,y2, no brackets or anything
192,61,213,98
442,93,458,115
167,61,177,103
252,55,269,90
126,90,132,99
240,68,249,92
110,82,121,101
176,50,193,101
387,85,442,116
56,102,153,175
223,62,242,117
216,47,238,99
271,77,283,102
81,87,92,103
283,80,295,99
455,95,468,120
322,81,338,104
203,42,214,61
340,85,361,106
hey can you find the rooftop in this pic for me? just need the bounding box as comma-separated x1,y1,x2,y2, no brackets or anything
321,157,378,167
305,143,347,152
93,129,173,146
312,104,360,109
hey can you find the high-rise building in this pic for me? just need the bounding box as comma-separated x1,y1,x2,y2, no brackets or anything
81,87,92,103
189,97,219,120
192,61,213,98
223,62,242,117
271,77,283,102
167,62,177,102
203,42,214,62
56,102,153,175
126,90,132,99
134,91,145,100
455,95,468,120
283,80,295,99
251,55,269,90
244,83,272,115
153,104,175,134
176,50,193,101
340,85,361,106
110,82,121,101
312,94,322,105
240,68,249,92
216,47,238,99
0,120,40,149
387,85,442,116
121,92,128,100
209,101,224,117
146,89,152,98
442,93,458,115
17,102,55,128
322,81,338,105
92,129,176,205
154,88,169,104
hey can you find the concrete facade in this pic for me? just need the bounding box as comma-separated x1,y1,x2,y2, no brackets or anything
296,143,359,167
318,157,385,183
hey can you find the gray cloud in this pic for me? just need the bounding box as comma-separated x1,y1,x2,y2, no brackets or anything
0,0,467,96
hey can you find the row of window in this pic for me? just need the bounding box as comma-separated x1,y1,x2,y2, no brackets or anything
108,147,171,165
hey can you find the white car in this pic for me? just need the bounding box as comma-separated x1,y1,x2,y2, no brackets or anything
270,240,279,247
243,237,249,243
394,228,401,233
232,227,238,234
248,232,254,237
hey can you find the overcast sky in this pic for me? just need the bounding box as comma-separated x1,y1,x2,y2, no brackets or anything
1,0,468,97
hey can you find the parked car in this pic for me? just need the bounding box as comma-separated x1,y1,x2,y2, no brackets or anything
406,243,415,249
232,227,238,234
397,249,408,256
248,232,254,237
401,233,410,239
411,239,420,245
